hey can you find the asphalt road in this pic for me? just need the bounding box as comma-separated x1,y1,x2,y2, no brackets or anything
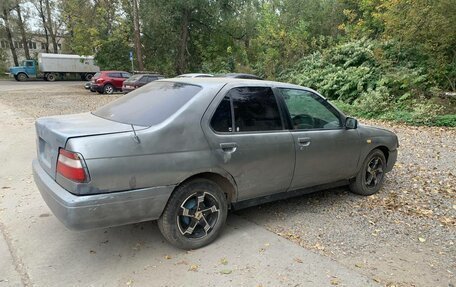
0,80,378,286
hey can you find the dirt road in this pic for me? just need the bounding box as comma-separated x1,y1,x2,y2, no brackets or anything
0,80,454,287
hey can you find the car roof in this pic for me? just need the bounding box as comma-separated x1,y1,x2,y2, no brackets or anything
159,77,307,90
101,71,130,73
131,73,164,77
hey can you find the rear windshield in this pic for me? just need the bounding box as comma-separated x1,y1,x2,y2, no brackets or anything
126,74,143,81
93,81,202,126
93,72,101,78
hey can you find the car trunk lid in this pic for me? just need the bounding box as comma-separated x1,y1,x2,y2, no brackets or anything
35,112,145,179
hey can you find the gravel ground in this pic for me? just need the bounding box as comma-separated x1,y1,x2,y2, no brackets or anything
0,80,454,287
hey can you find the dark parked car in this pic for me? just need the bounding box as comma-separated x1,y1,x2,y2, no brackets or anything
122,74,164,93
33,78,398,249
90,71,131,94
177,73,214,78
223,73,262,80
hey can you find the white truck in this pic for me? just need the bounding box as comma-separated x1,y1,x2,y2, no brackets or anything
9,53,100,81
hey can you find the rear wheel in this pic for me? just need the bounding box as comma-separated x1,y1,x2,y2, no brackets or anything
85,73,93,81
46,73,56,82
103,84,114,94
17,73,27,81
349,149,386,196
158,179,228,250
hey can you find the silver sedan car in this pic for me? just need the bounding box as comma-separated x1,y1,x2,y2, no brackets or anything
33,78,398,249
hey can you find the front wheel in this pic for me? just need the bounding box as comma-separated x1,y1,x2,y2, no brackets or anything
349,149,386,196
17,73,27,81
158,179,228,250
103,84,114,94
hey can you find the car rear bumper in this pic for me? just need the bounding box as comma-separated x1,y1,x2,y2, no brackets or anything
385,149,398,173
33,159,174,231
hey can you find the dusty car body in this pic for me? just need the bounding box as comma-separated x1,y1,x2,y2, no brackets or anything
33,78,398,249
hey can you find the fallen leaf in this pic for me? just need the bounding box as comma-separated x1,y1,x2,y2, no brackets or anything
220,257,228,265
126,279,133,286
188,264,199,272
355,263,363,268
164,255,172,260
294,257,303,264
418,237,426,243
330,278,340,285
89,250,96,254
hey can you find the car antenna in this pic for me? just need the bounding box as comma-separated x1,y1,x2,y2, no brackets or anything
131,124,140,144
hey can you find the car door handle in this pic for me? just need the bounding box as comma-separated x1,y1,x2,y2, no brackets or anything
220,142,237,153
298,137,311,147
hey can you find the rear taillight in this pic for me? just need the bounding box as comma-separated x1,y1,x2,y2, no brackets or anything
96,78,105,84
57,149,88,182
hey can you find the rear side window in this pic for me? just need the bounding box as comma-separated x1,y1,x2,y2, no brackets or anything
94,82,202,126
108,73,121,78
210,87,282,133
231,87,282,132
211,96,232,132
122,72,131,78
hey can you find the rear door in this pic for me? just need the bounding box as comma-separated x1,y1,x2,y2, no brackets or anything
278,88,361,189
203,84,295,201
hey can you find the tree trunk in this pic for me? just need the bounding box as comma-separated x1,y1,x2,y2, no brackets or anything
15,1,30,59
132,0,143,71
45,0,57,53
176,8,191,74
2,8,18,66
37,0,49,52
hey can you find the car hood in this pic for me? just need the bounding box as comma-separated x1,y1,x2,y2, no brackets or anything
9,66,25,73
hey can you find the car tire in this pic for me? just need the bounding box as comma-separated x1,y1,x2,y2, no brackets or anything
349,149,387,196
158,179,228,250
103,84,114,94
46,73,56,82
17,73,27,81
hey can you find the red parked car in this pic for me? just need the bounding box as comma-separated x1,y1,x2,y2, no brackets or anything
90,71,131,94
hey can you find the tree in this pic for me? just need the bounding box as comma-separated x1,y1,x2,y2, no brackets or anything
14,0,30,59
0,0,18,66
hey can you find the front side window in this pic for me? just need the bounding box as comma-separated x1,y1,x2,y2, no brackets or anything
280,89,341,130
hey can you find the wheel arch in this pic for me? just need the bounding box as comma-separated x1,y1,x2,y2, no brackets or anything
374,145,390,164
175,171,237,204
17,72,29,78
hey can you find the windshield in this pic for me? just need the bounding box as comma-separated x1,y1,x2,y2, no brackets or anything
94,81,202,126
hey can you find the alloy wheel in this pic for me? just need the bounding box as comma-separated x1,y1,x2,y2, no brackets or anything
177,192,220,239
365,156,384,188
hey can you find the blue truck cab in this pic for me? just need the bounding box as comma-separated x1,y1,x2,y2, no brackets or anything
9,60,37,81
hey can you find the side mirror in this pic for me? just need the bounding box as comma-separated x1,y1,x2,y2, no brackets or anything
345,117,358,129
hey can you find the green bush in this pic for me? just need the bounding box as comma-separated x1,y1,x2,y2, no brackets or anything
280,38,455,126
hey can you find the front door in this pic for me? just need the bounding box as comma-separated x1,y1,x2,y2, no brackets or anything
203,85,295,201
278,88,361,190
